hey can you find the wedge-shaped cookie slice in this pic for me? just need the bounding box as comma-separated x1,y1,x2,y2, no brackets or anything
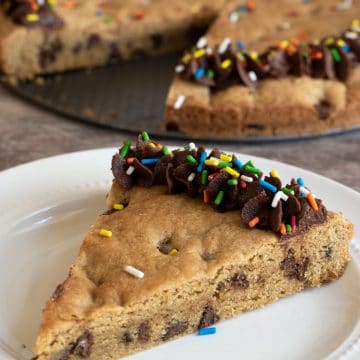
34,134,353,359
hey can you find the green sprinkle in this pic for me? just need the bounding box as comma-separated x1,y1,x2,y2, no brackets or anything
214,191,225,206
242,160,254,169
104,16,113,24
302,52,308,58
228,179,238,186
142,131,150,141
207,69,215,78
282,187,295,196
286,224,292,233
162,146,170,156
120,140,131,158
201,170,208,185
186,155,198,165
245,165,261,174
330,48,341,62
218,161,233,168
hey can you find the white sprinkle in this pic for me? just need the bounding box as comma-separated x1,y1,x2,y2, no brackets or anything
278,22,291,31
210,156,220,162
126,166,135,175
174,95,186,110
196,36,207,48
37,0,45,5
299,186,310,197
271,191,289,208
248,71,257,82
229,12,239,23
344,31,357,39
175,64,185,73
336,0,352,10
240,175,253,183
124,265,144,279
218,37,231,54
187,172,196,182
188,142,196,150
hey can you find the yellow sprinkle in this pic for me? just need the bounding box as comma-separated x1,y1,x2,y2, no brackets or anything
337,39,346,47
191,5,199,13
113,203,124,211
168,248,178,256
99,229,112,237
325,38,334,45
182,53,192,64
249,51,258,60
149,143,156,148
270,169,280,178
205,159,219,166
352,19,359,28
225,167,240,178
26,14,40,22
313,39,320,45
221,59,232,69
279,40,289,49
194,49,206,58
220,154,232,162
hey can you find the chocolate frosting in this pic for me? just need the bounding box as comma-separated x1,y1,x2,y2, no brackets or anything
0,0,63,29
111,134,327,239
177,22,360,89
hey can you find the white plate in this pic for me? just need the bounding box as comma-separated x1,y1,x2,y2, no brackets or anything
0,148,359,360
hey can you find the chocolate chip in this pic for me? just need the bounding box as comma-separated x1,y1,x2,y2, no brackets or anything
158,238,172,255
165,122,180,132
138,322,150,343
231,272,249,289
39,38,63,68
323,245,332,259
186,24,208,42
280,249,309,281
315,100,331,120
51,282,65,300
108,43,123,65
87,34,101,49
71,331,93,357
244,124,265,130
198,306,220,329
151,33,163,49
162,321,188,341
122,332,133,343
73,42,82,54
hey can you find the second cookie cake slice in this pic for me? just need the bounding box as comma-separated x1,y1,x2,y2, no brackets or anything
33,133,354,359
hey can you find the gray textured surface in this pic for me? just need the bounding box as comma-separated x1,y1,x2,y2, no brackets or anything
0,85,359,191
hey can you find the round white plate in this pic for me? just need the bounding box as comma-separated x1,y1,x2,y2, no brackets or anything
0,148,359,360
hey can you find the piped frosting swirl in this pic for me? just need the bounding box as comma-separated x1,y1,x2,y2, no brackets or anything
111,133,327,239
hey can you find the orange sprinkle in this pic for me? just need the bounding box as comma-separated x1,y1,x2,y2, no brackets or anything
156,144,163,149
248,216,260,228
203,190,209,203
287,45,297,55
290,37,299,46
127,157,135,164
62,0,76,9
312,51,323,60
307,193,318,211
132,11,144,20
247,1,256,11
298,31,309,40
280,224,286,235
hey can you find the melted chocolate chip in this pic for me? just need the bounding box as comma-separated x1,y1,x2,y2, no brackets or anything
198,306,220,329
323,245,333,260
315,100,331,120
87,34,101,49
52,282,65,300
138,322,150,343
39,38,63,69
151,33,163,49
162,321,188,341
158,238,173,255
122,332,133,344
231,272,250,289
108,43,123,65
72,331,93,357
280,249,309,281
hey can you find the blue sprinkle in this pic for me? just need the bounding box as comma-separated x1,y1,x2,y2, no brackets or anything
297,177,305,186
239,5,248,12
195,68,205,79
233,158,243,169
236,40,245,50
259,179,277,193
198,327,216,336
141,158,159,165
197,151,208,173
341,45,350,53
95,9,103,16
